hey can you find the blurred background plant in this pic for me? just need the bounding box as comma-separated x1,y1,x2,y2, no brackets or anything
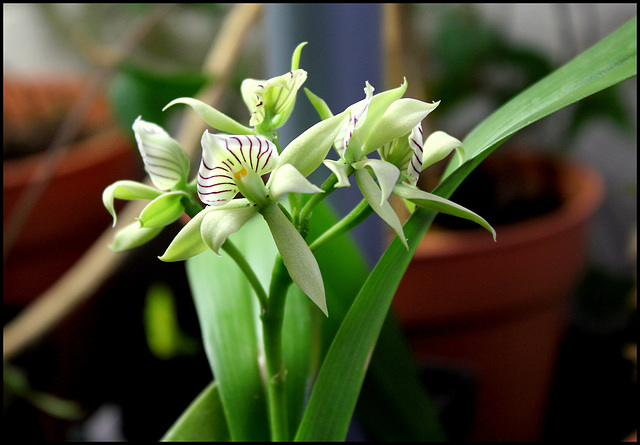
3,3,636,442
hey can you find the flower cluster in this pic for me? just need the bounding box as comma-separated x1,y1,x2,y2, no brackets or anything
103,42,494,316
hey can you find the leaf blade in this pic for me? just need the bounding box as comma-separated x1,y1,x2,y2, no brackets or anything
161,381,230,442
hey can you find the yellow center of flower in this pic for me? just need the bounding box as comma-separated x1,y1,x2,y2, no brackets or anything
234,168,248,181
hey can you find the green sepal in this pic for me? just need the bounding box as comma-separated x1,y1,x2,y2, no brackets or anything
353,159,400,206
277,111,347,177
393,183,496,241
362,99,439,156
291,41,308,71
159,199,255,262
163,97,254,135
103,180,163,226
137,191,187,228
323,159,352,188
304,88,334,121
354,168,408,249
268,163,324,201
422,131,464,171
260,203,327,316
355,79,408,147
201,206,259,255
109,221,163,252
158,207,212,262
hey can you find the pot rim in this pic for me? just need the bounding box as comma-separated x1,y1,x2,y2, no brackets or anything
414,158,605,258
3,126,135,189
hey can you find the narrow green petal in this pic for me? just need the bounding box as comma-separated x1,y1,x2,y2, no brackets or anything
323,160,352,188
137,192,187,228
261,203,327,316
354,159,400,206
421,131,464,171
393,183,496,241
268,163,324,201
159,207,213,262
291,41,308,71
354,169,408,249
201,206,259,255
304,88,334,121
362,99,439,155
110,221,163,252
164,98,254,135
103,180,162,226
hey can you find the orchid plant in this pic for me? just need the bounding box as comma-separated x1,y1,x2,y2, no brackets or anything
103,17,636,442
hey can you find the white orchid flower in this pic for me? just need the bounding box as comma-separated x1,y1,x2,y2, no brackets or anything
318,80,439,247
102,118,193,250
380,123,496,241
241,69,308,131
160,130,330,315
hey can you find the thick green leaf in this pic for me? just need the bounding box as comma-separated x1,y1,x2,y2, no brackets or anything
281,285,312,438
185,213,312,441
162,381,230,442
185,219,271,441
307,201,446,441
295,17,636,441
355,311,447,441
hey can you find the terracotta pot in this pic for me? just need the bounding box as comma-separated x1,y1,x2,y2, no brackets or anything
3,77,141,309
393,155,604,441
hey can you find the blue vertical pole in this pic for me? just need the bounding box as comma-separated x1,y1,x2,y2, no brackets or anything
264,3,384,265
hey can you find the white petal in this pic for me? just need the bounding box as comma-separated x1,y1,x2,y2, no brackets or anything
278,111,347,177
246,70,307,127
334,110,355,158
334,82,375,158
393,183,496,241
406,123,425,186
198,132,278,206
132,117,189,190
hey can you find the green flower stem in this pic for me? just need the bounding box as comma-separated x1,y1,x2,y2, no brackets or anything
298,168,352,224
182,192,269,311
309,199,373,252
222,241,269,310
261,255,293,441
181,193,205,219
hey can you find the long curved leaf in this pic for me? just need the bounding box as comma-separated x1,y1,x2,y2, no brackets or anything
295,17,636,441
185,212,313,441
162,381,230,442
185,222,271,441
